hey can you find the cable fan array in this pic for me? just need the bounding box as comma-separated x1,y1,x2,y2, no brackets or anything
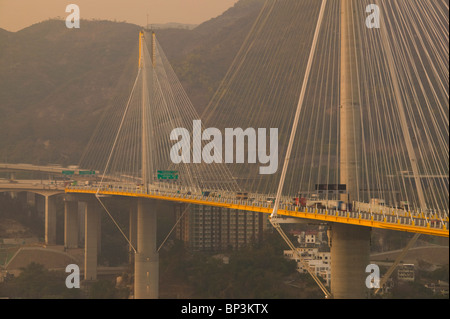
202,0,448,214
80,0,448,216
79,32,239,192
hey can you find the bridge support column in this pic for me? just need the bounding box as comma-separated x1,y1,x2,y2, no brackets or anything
134,198,159,299
129,201,137,264
97,210,102,255
44,195,57,245
78,202,86,243
330,223,371,299
64,200,79,249
26,192,35,207
84,200,100,281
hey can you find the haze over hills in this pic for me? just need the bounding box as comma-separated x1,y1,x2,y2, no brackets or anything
0,0,264,166
0,20,141,166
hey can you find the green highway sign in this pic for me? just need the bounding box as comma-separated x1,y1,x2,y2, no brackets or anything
62,170,75,175
157,170,179,180
79,170,96,175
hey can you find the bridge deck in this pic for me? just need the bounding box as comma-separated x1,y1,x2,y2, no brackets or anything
66,185,449,238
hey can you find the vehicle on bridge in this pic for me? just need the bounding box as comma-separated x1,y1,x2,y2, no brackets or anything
236,192,248,200
399,201,410,211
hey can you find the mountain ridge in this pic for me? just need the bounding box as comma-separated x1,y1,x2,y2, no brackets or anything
0,0,264,165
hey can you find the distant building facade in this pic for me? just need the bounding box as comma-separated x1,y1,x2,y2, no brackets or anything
284,227,331,286
175,204,270,252
397,264,415,282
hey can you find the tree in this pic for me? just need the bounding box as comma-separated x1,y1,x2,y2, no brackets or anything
88,280,128,299
0,262,80,299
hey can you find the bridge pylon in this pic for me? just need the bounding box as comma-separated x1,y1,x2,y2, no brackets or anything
332,0,371,299
134,198,159,299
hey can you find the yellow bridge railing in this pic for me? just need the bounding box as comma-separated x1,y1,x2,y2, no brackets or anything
66,185,449,238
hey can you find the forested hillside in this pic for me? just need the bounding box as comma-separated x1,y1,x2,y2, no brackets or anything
0,0,264,166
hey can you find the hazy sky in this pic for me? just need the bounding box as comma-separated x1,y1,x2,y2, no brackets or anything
0,0,240,32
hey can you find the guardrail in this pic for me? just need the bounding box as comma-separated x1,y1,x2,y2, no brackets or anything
66,183,449,234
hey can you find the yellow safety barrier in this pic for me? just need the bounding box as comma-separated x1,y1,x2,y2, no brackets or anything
65,188,449,237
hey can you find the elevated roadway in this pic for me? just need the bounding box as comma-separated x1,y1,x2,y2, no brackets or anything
66,183,449,238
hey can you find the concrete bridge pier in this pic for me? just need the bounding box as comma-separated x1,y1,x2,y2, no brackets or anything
330,223,371,299
26,192,36,207
64,198,79,249
44,195,57,245
129,200,138,264
134,198,159,299
84,199,101,281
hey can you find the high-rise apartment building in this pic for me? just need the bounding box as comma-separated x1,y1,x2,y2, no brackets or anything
175,204,270,252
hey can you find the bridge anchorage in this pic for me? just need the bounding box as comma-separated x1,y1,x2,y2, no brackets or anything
59,0,449,299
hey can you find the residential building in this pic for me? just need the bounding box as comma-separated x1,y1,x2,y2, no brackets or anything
283,227,331,286
397,264,415,282
175,203,269,252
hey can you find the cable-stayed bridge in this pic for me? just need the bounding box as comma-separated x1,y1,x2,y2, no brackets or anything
3,0,448,299
67,0,449,299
